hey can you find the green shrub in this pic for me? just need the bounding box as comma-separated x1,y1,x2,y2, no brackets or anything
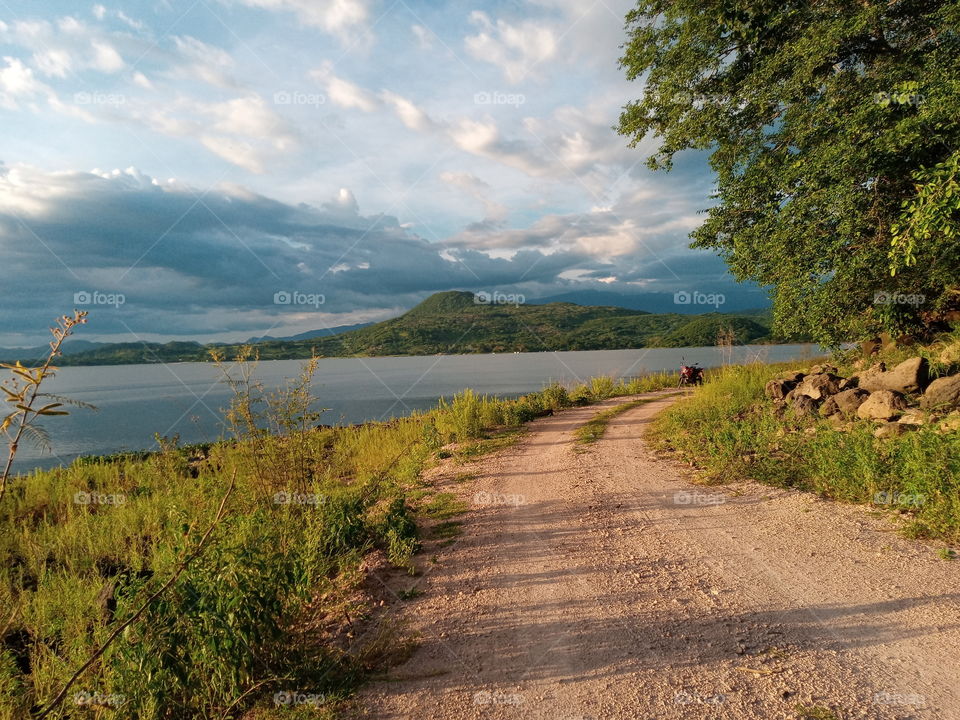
590,376,616,399
368,497,419,568
105,513,309,719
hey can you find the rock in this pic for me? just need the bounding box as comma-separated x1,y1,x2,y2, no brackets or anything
820,388,870,418
853,356,928,393
796,373,842,400
764,379,796,401
791,395,820,417
897,409,927,426
96,579,118,620
874,422,914,439
827,415,854,432
853,362,887,391
877,356,928,394
920,374,960,411
937,412,960,433
783,388,798,404
838,376,860,391
809,363,838,376
779,371,805,383
820,397,838,417
857,390,908,421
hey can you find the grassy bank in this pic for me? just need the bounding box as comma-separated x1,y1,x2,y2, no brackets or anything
0,368,673,719
650,336,960,544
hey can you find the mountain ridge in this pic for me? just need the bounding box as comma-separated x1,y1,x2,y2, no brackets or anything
0,291,794,366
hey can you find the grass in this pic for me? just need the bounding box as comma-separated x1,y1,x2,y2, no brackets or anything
650,329,960,542
420,492,469,521
794,705,841,720
452,428,525,462
574,393,680,446
0,365,678,718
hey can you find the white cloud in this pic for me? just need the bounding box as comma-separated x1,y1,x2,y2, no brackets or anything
207,95,288,141
132,71,152,89
91,40,124,72
226,0,370,41
0,56,44,100
0,17,131,77
311,62,378,111
380,90,433,132
200,135,267,173
116,10,146,31
32,48,72,77
440,170,507,223
133,94,301,171
323,187,359,216
465,11,557,83
169,35,238,89
411,24,432,49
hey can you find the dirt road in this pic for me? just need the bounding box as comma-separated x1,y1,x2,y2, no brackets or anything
360,391,960,719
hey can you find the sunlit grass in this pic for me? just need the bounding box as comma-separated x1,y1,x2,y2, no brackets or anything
651,359,960,541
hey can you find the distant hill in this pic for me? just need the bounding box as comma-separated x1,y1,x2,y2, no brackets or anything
0,339,109,364
530,289,771,314
0,291,804,366
245,322,374,343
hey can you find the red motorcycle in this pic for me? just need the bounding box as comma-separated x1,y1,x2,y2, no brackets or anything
678,363,704,387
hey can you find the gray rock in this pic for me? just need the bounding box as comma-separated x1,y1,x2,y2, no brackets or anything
874,357,928,394
897,409,927,426
853,362,887,391
920,374,960,411
854,357,927,394
857,390,908,421
837,376,860,391
809,363,838,376
765,379,796,401
874,422,914,439
779,371,805,383
796,373,842,400
937,411,960,433
791,395,820,417
820,388,870,418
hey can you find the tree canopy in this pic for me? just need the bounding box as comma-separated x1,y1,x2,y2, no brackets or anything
618,1,960,345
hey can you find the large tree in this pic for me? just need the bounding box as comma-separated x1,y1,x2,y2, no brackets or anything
618,1,960,345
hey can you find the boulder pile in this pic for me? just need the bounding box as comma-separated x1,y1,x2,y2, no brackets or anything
764,357,960,438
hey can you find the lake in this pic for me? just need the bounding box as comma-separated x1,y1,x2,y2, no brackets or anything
13,344,824,472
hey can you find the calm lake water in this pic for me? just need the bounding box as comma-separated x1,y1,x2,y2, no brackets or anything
15,344,824,472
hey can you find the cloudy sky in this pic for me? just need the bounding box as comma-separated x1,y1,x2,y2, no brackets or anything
0,0,764,346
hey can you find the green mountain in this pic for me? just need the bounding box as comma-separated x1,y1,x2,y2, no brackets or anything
3,292,793,366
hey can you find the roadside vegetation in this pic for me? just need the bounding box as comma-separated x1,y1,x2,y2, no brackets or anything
574,393,679,446
651,330,960,544
0,332,675,718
